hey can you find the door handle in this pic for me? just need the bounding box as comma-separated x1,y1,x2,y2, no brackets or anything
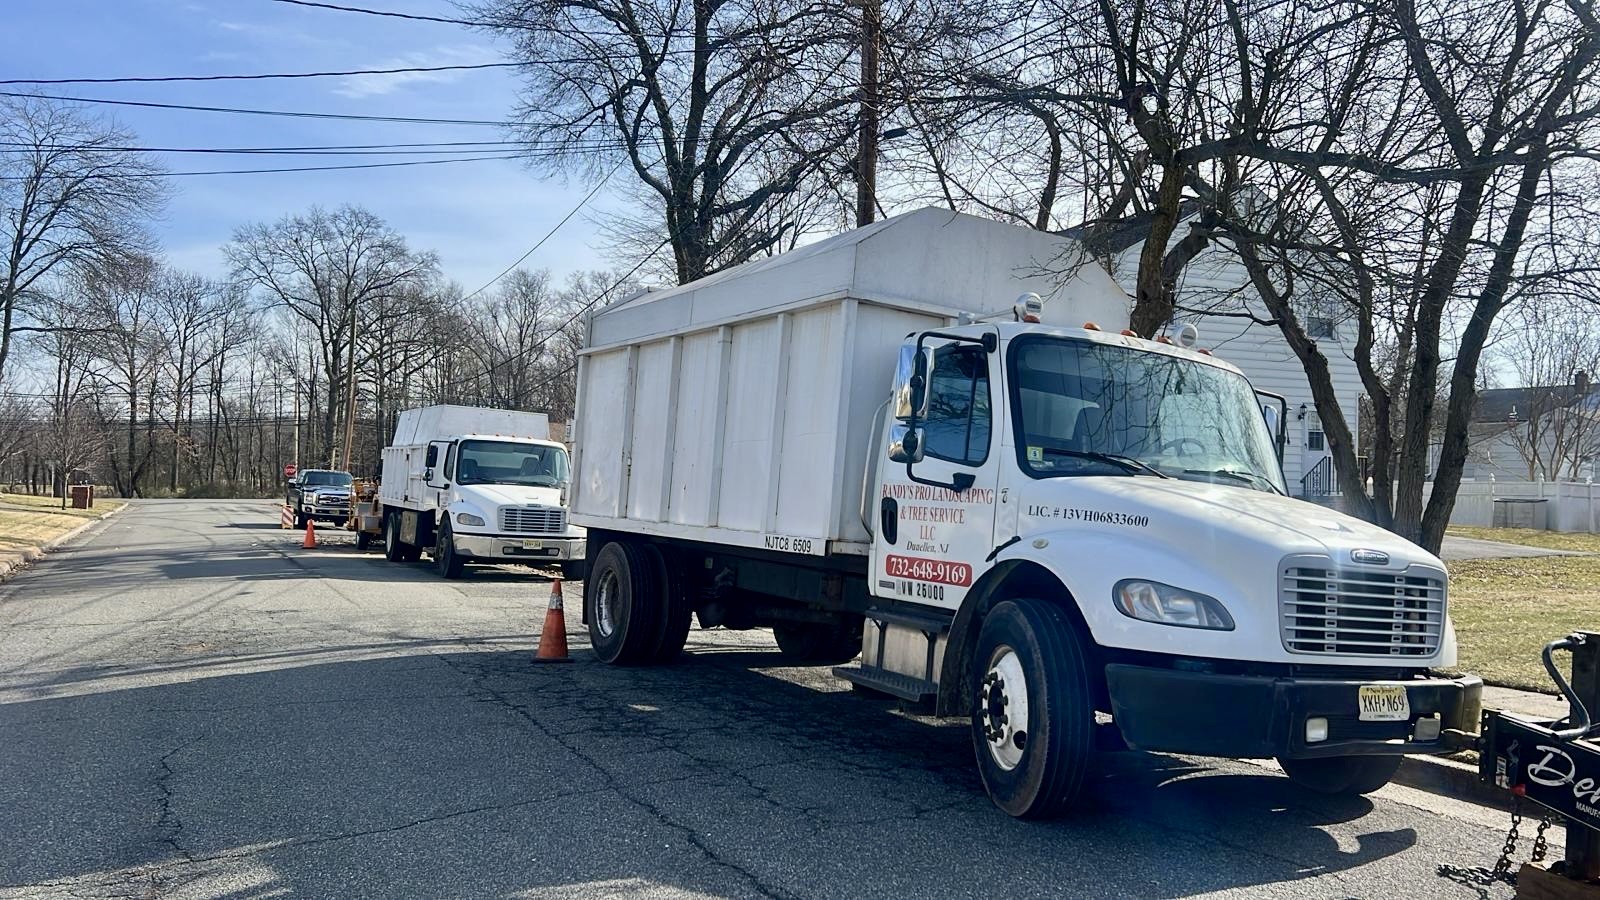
880,497,898,545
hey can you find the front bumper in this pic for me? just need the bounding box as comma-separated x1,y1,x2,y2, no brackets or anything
452,532,584,562
1105,663,1483,759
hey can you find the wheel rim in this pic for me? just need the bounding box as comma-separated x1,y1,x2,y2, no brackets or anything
980,646,1030,771
385,517,396,553
437,526,451,568
594,568,621,638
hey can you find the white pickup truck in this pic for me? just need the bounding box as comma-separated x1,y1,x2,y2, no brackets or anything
569,208,1480,818
378,405,585,580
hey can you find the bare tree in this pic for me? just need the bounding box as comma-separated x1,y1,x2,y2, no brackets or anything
226,206,438,466
470,0,866,283
1494,305,1600,480
0,94,164,386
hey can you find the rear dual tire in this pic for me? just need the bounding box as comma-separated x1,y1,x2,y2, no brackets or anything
383,511,423,563
586,541,691,665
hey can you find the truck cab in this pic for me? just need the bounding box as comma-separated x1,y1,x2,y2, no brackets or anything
852,320,1479,815
285,469,354,529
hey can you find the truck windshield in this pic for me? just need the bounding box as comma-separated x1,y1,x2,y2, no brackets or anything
456,440,570,487
303,471,352,487
1009,336,1286,494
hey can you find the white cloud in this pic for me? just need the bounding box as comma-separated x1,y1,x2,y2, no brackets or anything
331,45,502,99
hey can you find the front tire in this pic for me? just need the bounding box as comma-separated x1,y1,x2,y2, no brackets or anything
585,541,665,665
435,521,466,579
773,621,861,665
970,598,1094,819
1278,755,1400,795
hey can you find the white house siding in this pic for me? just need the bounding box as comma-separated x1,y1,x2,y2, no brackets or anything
1109,241,1364,496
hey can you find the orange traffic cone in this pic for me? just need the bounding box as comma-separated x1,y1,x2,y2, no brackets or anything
532,579,572,663
302,518,317,549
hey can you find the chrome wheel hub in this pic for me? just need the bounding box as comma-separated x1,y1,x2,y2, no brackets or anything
980,647,1029,771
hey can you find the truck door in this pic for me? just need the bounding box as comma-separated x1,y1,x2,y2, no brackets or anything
424,440,452,510
871,334,1002,612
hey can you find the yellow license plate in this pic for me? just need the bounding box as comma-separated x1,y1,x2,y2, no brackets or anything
1358,684,1411,722
521,540,544,550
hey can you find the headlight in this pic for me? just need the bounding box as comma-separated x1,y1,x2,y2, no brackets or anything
1113,580,1234,630
455,512,486,527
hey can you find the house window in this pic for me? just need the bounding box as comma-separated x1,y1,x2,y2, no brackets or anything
1306,409,1325,451
922,346,991,465
1306,316,1337,339
1307,430,1325,451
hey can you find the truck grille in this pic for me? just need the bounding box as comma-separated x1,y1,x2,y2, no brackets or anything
1280,557,1445,657
500,506,565,534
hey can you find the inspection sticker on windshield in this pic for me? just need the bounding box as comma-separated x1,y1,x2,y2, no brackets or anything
1358,684,1410,722
1027,446,1044,462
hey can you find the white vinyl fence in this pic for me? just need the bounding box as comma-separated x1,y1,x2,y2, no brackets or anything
1426,479,1600,533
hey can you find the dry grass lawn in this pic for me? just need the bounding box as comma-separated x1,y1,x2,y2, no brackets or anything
1447,526,1600,554
1443,554,1600,692
0,492,125,554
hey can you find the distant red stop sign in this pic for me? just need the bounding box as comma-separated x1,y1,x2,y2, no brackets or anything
284,464,298,478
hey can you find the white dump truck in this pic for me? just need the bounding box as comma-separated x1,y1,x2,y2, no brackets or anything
378,405,585,580
569,208,1481,818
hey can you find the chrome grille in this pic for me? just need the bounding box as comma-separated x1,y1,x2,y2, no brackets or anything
500,505,565,533
1280,557,1445,657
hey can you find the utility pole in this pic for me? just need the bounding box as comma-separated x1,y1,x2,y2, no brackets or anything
338,299,359,472
292,379,300,471
855,0,881,227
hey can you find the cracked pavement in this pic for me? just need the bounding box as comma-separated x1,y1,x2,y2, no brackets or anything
0,500,1520,898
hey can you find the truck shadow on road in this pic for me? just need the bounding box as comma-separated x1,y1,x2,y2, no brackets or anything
0,640,1459,899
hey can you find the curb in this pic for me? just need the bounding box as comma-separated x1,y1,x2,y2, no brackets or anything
0,502,125,583
1392,752,1515,812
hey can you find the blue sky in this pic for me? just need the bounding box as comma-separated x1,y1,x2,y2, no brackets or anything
6,0,614,288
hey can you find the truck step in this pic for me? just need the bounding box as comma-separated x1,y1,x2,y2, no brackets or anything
833,665,938,703
864,605,953,635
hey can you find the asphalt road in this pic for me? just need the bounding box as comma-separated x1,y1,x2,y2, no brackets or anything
0,500,1526,899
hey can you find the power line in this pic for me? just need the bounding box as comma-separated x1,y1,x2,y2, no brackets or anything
0,153,530,180
0,91,514,126
443,238,667,390
461,167,619,302
266,0,486,26
0,140,626,156
0,62,523,86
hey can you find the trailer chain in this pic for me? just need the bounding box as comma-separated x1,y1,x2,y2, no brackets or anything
1436,798,1556,890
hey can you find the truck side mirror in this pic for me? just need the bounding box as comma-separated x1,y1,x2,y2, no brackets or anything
1256,390,1288,464
888,424,925,464
425,445,439,467
893,344,936,420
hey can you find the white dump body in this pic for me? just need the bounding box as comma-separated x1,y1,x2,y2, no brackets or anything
572,208,1130,556
380,405,553,509
389,405,549,446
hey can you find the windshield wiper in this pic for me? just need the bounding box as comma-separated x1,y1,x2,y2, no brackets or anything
1040,447,1170,478
1183,468,1283,495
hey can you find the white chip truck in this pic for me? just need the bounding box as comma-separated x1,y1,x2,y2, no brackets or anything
569,208,1481,818
379,405,585,580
